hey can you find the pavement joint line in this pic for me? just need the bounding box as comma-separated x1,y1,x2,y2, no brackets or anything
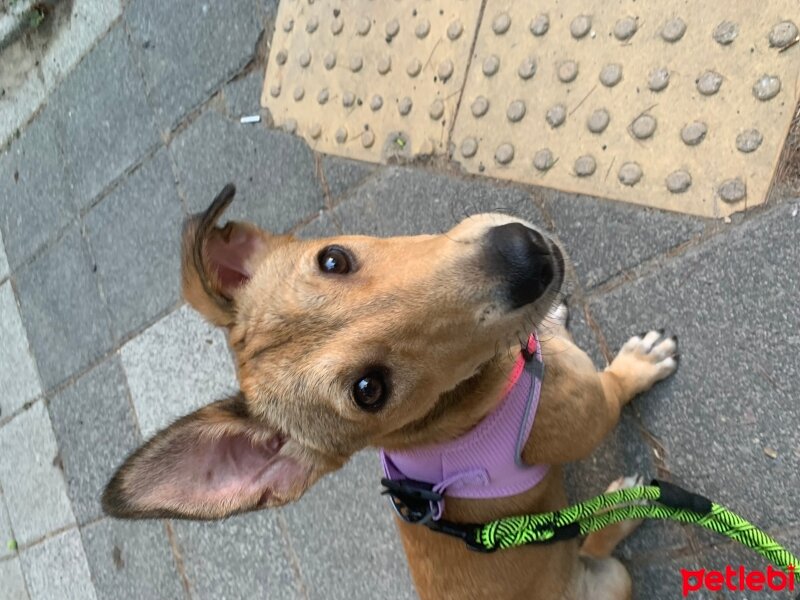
162,520,193,599
275,512,311,600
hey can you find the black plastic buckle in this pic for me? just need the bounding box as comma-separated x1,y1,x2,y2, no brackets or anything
381,478,442,525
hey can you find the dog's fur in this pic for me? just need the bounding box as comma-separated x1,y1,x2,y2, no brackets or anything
103,186,678,599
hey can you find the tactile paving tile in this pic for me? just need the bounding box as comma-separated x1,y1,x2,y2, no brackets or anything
451,1,800,217
262,0,482,162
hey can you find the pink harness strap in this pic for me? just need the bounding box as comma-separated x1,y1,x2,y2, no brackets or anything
381,334,549,520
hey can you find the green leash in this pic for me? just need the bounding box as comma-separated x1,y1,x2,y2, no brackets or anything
382,478,799,572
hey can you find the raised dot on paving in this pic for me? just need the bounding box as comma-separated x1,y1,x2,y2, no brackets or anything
618,162,643,186
630,114,657,139
533,148,555,171
666,170,692,193
309,123,321,139
506,100,526,123
407,59,422,77
461,137,478,158
342,92,355,107
350,56,363,72
492,12,511,34
546,103,567,128
306,17,319,34
362,130,375,148
614,17,638,41
599,63,622,87
385,19,400,39
518,57,537,80
681,121,707,146
753,75,781,101
530,14,549,36
438,60,454,82
495,143,515,164
429,100,444,120
713,21,738,45
335,128,347,144
323,53,336,69
415,19,431,39
293,86,305,101
356,16,371,36
719,178,746,202
570,15,592,39
270,83,281,97
331,17,343,35
483,55,501,76
736,129,763,153
284,118,297,134
283,18,294,32
317,88,329,104
769,21,798,48
299,50,311,68
377,56,391,75
661,17,687,42
697,71,723,95
447,20,463,40
648,68,670,92
370,95,383,111
574,155,596,176
275,49,288,65
398,97,413,116
471,96,489,117
587,108,610,133
558,60,579,83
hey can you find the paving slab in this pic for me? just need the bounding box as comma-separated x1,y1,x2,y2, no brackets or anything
173,510,302,600
53,24,159,211
83,149,182,341
0,556,29,600
282,451,416,600
19,528,96,600
324,167,544,236
0,106,73,270
169,110,324,232
295,209,340,239
224,70,266,119
14,225,113,390
322,156,377,202
48,357,141,525
0,488,16,560
0,49,46,151
588,200,800,534
40,0,122,89
628,555,715,600
0,401,75,546
0,228,9,280
125,0,263,132
0,282,41,418
544,190,708,289
120,304,237,440
81,519,184,600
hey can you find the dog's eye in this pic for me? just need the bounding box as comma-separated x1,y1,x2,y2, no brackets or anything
353,370,389,412
317,246,352,275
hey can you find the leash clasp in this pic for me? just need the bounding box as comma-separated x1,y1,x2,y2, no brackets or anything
381,478,442,525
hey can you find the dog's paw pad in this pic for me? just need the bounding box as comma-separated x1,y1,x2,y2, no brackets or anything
617,330,679,380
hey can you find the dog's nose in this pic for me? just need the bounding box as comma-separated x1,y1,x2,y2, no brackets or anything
485,223,555,309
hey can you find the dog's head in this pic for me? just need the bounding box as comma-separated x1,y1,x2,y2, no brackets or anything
103,185,564,520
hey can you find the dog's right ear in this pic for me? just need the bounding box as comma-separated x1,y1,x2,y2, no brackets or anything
181,184,279,327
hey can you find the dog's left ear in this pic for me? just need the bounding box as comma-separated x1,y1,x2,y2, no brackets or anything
102,395,339,520
181,184,288,328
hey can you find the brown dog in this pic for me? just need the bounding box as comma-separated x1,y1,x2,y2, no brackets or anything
103,185,678,599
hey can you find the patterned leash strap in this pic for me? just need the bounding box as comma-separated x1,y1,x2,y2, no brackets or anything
475,480,799,572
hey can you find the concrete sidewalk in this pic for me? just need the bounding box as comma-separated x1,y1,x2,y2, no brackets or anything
0,1,798,599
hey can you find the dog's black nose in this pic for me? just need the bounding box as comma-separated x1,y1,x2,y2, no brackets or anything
485,223,556,309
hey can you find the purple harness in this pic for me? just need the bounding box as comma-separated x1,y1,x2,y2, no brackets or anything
380,334,549,520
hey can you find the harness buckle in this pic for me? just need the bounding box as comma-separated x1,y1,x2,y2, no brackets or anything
381,478,442,525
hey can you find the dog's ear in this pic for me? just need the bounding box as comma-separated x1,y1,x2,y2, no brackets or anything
181,185,284,327
102,395,337,520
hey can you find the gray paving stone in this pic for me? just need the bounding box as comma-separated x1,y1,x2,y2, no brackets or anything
0,107,74,269
40,0,122,89
0,401,75,546
283,451,416,600
0,282,41,418
0,556,29,600
0,488,17,560
53,24,159,210
81,519,184,600
48,358,141,525
588,201,800,533
14,225,113,390
0,221,10,280
223,70,265,119
544,190,708,290
120,304,237,440
125,0,263,131
20,528,96,600
295,210,339,239
170,110,324,232
329,167,543,236
628,555,715,600
0,56,47,150
84,149,182,341
173,510,301,600
322,157,377,201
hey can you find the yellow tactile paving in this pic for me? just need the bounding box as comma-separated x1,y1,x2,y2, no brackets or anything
262,0,482,162
452,1,800,217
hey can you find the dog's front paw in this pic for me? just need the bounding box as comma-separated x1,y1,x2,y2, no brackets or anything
608,330,678,396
